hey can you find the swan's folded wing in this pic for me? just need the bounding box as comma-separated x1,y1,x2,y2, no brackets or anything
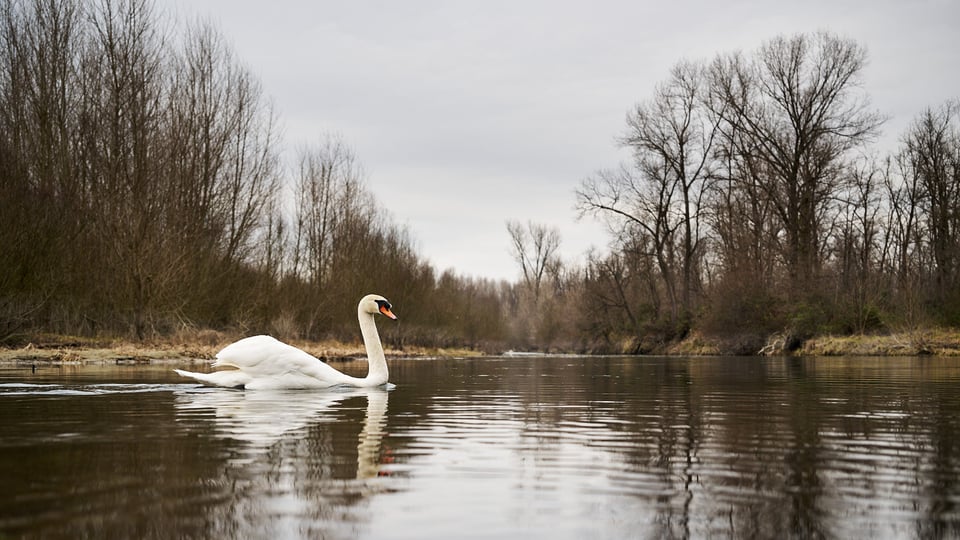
268,344,356,385
213,335,284,370
214,335,354,386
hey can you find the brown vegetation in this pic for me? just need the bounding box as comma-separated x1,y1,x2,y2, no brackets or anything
0,330,482,365
0,0,510,352
2,2,958,355
577,31,960,354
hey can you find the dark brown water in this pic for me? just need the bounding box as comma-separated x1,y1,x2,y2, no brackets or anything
2,356,960,539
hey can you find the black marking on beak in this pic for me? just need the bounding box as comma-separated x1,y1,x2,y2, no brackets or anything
375,299,398,320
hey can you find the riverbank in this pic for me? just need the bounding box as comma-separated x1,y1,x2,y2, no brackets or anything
798,329,960,356
0,332,481,365
668,327,960,357
4,328,960,365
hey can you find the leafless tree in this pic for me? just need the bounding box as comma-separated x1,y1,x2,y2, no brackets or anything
0,0,85,337
706,32,884,295
882,152,926,326
506,220,560,302
293,136,368,287
832,158,885,332
901,100,960,297
578,61,716,334
160,18,281,326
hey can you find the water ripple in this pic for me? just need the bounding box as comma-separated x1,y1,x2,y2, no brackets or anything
0,382,198,396
4,357,960,539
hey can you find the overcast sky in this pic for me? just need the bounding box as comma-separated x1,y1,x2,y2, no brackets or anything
162,0,959,282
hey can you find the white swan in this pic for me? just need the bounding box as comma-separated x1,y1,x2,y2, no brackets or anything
174,294,398,389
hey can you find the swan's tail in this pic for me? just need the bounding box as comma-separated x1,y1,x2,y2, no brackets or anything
174,368,251,389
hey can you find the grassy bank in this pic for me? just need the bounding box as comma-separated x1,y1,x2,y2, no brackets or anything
4,328,960,365
667,328,960,357
796,328,960,356
0,332,481,365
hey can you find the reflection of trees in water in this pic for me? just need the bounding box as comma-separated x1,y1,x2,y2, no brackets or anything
397,357,960,538
622,358,960,538
173,387,391,538
8,359,960,538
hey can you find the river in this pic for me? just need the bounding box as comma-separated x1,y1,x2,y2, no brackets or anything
2,356,959,538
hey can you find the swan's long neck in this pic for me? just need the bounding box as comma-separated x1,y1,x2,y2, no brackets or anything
359,309,388,386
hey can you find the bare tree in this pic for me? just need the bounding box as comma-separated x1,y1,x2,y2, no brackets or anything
293,136,368,287
290,136,387,334
901,100,960,297
882,151,926,326
578,61,715,334
82,0,170,338
506,220,560,302
706,32,884,295
833,158,885,332
159,18,282,326
625,60,715,329
0,0,86,337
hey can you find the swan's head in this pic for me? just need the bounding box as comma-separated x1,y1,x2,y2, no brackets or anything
360,294,398,320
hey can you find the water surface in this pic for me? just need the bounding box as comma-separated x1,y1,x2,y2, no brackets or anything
2,356,960,538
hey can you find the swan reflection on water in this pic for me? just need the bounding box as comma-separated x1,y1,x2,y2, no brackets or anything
173,386,390,479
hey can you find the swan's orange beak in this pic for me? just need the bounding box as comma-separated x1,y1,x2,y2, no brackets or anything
380,305,398,320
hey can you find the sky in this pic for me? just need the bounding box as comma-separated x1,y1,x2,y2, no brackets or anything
161,0,959,282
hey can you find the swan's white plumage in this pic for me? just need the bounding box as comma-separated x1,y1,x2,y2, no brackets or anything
174,294,397,389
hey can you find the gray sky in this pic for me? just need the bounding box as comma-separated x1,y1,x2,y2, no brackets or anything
163,0,959,282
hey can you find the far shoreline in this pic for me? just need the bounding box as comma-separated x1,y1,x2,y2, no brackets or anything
3,328,960,365
0,333,483,366
666,328,960,357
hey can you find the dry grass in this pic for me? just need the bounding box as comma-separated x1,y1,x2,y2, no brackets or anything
668,328,960,357
665,332,723,356
800,328,960,356
0,330,483,365
6,328,960,364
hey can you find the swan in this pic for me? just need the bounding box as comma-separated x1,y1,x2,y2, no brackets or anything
174,294,398,389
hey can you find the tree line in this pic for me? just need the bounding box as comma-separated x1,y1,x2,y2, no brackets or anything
574,32,960,353
493,32,960,355
0,0,506,348
2,1,957,354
